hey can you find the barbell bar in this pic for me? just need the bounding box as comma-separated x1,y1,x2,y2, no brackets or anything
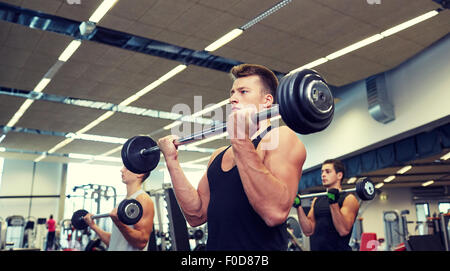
122,69,335,174
296,178,376,202
71,199,143,230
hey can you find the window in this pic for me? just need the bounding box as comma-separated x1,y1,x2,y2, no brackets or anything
438,202,450,214
415,203,430,235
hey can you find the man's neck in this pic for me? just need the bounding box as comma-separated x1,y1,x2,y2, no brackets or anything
126,182,142,198
326,183,342,191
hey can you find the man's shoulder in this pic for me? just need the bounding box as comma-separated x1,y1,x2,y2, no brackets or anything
264,125,306,154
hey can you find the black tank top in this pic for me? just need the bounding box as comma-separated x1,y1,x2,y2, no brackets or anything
206,126,288,251
309,193,353,251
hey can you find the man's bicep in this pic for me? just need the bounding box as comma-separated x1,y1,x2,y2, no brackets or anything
340,196,360,225
134,197,154,234
267,135,305,193
196,173,210,216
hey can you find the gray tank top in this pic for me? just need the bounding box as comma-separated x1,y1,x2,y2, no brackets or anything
108,189,148,251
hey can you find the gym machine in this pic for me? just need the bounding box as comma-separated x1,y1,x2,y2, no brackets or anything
383,209,449,251
383,210,410,251
4,215,25,249
286,216,303,251
149,184,192,251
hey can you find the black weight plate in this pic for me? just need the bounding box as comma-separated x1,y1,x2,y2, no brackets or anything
286,69,323,134
117,199,143,225
299,73,334,122
296,72,334,133
122,136,160,174
356,178,376,201
277,75,297,131
71,209,89,230
278,70,312,134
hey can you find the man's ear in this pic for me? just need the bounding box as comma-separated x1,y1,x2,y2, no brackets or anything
263,93,274,109
337,172,343,181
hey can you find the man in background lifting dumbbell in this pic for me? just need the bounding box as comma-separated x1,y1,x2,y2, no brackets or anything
83,166,155,251
294,159,360,251
158,64,306,250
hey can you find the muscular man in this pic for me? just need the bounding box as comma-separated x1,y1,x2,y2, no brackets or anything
294,159,360,251
83,166,154,251
158,64,306,250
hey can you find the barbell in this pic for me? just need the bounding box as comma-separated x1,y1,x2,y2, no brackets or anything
121,69,334,174
294,177,376,203
71,199,143,230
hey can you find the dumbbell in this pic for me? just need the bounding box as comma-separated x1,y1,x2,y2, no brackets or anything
71,199,143,230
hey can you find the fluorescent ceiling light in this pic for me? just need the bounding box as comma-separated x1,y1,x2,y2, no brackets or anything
120,64,187,107
347,177,357,184
178,145,215,154
288,10,440,71
158,64,187,83
58,40,82,62
326,34,383,60
48,138,74,154
397,165,412,174
164,98,229,130
6,99,34,127
42,64,187,157
189,132,228,147
183,156,211,165
69,153,122,163
384,175,396,183
101,146,122,157
0,134,5,144
66,133,127,144
94,156,122,162
381,10,439,37
179,163,207,170
192,99,230,118
76,111,115,135
68,153,93,160
422,180,434,187
441,151,450,161
89,0,119,23
288,58,328,74
375,183,384,189
34,78,52,93
34,154,47,162
204,28,243,52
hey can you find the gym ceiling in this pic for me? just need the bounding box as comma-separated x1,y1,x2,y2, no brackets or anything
0,0,449,190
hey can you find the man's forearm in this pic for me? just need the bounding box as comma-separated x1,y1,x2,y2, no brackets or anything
232,139,290,224
296,207,314,236
329,204,352,236
165,157,205,223
90,224,111,246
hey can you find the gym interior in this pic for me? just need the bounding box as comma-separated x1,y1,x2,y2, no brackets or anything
0,0,449,252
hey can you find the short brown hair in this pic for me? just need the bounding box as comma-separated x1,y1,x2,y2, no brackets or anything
323,159,345,183
230,64,278,101
141,171,150,183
